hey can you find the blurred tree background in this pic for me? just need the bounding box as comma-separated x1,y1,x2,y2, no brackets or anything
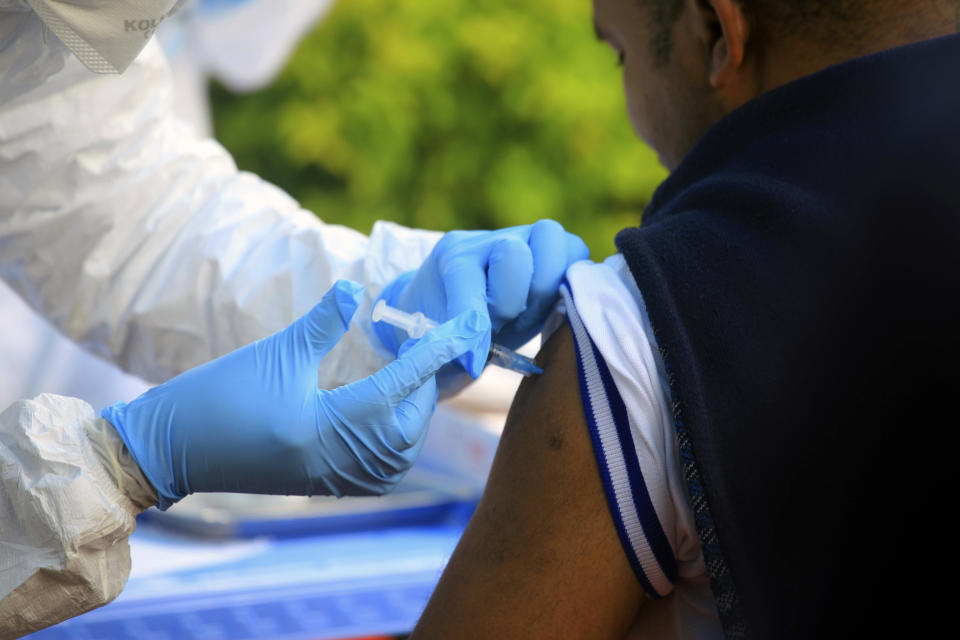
210,0,667,259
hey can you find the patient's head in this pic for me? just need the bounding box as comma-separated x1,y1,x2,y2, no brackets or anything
592,0,959,169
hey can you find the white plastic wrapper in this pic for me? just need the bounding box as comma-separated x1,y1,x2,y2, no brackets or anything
176,0,334,93
157,0,334,136
0,394,157,640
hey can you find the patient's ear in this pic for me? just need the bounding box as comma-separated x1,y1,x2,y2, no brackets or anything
694,0,750,88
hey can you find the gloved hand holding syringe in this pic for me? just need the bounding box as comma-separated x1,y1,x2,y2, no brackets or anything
373,300,543,376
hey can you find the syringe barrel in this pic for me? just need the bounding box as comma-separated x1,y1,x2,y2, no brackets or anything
372,301,540,375
407,313,437,339
371,300,437,339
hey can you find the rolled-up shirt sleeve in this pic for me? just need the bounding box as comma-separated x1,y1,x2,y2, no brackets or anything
548,254,707,599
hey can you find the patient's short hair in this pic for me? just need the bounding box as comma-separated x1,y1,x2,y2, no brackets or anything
641,0,889,64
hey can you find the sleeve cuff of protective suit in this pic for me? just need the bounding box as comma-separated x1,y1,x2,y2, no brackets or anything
85,414,159,510
0,394,154,638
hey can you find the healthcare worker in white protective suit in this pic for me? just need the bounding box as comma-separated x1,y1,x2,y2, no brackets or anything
0,1,590,637
0,0,338,412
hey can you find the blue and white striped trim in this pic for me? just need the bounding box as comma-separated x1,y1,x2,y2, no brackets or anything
561,284,678,598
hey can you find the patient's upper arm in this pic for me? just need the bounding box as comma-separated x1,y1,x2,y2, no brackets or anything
411,323,647,640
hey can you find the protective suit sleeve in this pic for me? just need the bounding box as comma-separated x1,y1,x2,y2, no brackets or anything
0,393,157,640
0,8,441,388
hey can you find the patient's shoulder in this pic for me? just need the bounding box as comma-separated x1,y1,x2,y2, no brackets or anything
411,256,716,639
412,322,646,639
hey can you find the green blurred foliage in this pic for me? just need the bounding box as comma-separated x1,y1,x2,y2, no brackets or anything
211,0,667,259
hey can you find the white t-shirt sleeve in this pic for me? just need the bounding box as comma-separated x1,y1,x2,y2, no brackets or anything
549,254,721,640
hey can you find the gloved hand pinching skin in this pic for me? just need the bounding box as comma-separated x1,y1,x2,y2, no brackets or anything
102,280,488,509
375,219,589,386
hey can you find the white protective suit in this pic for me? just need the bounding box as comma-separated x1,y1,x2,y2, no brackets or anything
0,1,445,636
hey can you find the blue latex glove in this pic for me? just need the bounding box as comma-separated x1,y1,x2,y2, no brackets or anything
102,280,488,509
375,219,589,382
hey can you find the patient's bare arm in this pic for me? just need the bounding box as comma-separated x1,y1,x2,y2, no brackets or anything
411,324,646,640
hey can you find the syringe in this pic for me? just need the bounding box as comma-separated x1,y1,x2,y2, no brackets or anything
372,300,543,377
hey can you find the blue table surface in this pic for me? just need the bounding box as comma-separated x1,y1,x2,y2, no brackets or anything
25,513,473,640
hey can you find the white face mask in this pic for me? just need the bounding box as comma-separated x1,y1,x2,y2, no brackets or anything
27,0,186,73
